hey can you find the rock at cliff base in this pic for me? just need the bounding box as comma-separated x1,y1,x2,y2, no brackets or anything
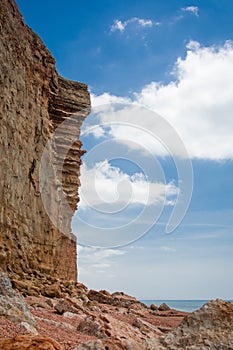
44,283,62,298
55,298,85,315
0,335,64,350
0,272,35,325
11,279,40,297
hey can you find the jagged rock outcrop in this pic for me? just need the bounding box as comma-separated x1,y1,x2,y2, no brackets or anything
0,0,90,285
158,299,233,349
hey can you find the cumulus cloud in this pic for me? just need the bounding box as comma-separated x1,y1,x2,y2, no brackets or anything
91,92,130,106
91,41,233,160
79,160,179,210
181,6,199,17
110,17,159,33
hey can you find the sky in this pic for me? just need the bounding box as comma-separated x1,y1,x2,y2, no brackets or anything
17,0,233,300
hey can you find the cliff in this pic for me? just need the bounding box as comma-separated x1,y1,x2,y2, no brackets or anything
0,0,90,283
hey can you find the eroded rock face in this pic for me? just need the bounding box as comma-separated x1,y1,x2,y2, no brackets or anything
0,0,90,283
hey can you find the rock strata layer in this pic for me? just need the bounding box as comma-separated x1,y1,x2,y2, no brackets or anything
0,0,90,283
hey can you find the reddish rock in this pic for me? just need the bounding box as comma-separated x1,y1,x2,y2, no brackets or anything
55,298,85,315
132,317,164,336
87,289,145,309
0,335,64,350
150,303,158,311
99,290,112,297
77,313,160,342
44,283,61,298
158,303,171,311
87,290,112,305
77,316,106,339
11,279,40,297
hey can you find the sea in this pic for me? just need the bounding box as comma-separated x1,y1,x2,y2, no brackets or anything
141,300,232,312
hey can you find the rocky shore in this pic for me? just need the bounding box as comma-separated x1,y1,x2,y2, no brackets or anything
0,272,233,349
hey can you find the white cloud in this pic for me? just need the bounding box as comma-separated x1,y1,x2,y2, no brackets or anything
137,18,153,27
78,245,126,276
111,20,126,32
182,6,199,17
79,160,179,209
91,92,130,106
110,17,159,33
78,245,126,259
81,124,105,138
90,41,233,160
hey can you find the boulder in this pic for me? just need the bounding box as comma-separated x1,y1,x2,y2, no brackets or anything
11,279,40,297
77,313,154,341
77,316,106,338
19,322,38,334
0,335,64,350
87,290,112,305
99,289,112,297
158,303,171,311
159,299,233,349
0,272,35,325
74,339,105,350
44,283,61,298
55,298,85,315
150,303,158,311
132,317,164,336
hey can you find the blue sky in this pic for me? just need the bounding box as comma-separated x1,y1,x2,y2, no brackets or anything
17,0,233,299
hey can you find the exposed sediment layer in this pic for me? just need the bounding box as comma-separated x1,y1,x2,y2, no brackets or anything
0,0,90,282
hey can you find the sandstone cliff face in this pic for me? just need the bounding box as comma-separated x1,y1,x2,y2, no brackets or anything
0,0,90,282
